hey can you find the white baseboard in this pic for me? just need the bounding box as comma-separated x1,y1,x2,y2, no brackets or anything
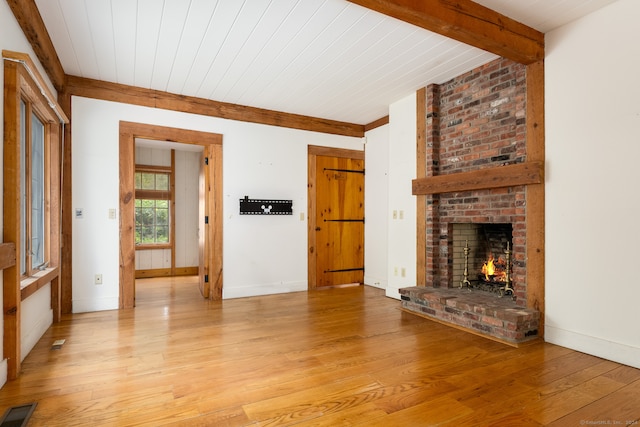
545,325,640,369
222,281,307,299
72,297,119,313
385,285,402,300
364,275,387,290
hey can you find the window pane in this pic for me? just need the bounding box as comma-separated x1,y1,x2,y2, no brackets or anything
141,173,155,190
135,207,143,226
156,174,169,190
141,226,155,243
135,226,142,244
31,112,45,269
135,172,142,189
20,100,26,276
156,199,169,209
156,208,168,225
156,225,169,243
141,207,154,225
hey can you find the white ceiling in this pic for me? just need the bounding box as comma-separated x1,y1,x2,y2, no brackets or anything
34,0,619,125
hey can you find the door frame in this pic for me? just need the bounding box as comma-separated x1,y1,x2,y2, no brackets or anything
119,121,223,308
307,145,365,289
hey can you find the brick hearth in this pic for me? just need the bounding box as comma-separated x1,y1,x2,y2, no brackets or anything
400,286,539,345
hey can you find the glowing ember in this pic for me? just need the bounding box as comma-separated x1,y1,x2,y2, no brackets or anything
481,254,507,282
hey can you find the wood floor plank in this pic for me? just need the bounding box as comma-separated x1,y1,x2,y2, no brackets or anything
242,375,381,424
603,364,640,384
0,276,638,426
372,396,475,426
525,376,626,425
546,378,640,426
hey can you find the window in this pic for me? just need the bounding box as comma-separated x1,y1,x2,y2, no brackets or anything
4,51,67,380
20,100,48,275
3,52,65,282
3,55,63,280
135,168,172,246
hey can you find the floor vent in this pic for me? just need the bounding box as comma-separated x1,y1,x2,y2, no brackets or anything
0,402,37,427
51,339,65,350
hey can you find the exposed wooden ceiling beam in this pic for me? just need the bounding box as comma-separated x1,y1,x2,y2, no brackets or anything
66,75,365,138
347,0,544,64
6,0,65,93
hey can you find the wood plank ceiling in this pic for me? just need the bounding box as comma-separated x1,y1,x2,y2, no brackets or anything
33,0,619,125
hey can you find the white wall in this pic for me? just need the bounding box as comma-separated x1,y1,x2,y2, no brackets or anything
21,285,52,361
364,124,389,290
0,0,57,387
364,99,418,300
545,0,640,368
71,96,363,311
385,93,417,299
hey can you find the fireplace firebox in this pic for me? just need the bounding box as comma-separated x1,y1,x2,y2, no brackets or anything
453,223,514,297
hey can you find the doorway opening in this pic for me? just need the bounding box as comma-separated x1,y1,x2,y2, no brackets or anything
119,122,223,308
133,140,203,280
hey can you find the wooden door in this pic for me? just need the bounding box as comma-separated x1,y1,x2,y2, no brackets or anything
198,149,209,298
309,148,364,288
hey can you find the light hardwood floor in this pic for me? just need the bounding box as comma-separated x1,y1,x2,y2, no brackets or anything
1,277,639,426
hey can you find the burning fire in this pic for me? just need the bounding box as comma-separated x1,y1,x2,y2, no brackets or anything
481,254,507,282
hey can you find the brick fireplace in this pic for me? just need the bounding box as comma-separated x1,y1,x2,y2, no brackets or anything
401,57,542,345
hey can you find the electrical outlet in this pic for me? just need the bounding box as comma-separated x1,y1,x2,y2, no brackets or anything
401,268,406,277
95,274,102,285
392,210,397,219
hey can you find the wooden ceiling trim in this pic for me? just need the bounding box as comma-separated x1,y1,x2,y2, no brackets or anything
347,0,544,64
364,116,390,132
6,0,65,93
66,75,365,138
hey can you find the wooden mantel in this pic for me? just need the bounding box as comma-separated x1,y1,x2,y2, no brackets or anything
412,161,544,195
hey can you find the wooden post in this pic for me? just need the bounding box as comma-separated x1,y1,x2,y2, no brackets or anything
525,60,545,333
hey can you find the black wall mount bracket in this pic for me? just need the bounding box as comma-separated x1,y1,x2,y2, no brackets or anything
239,196,293,215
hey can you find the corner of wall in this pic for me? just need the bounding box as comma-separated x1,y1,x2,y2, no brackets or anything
385,285,402,300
